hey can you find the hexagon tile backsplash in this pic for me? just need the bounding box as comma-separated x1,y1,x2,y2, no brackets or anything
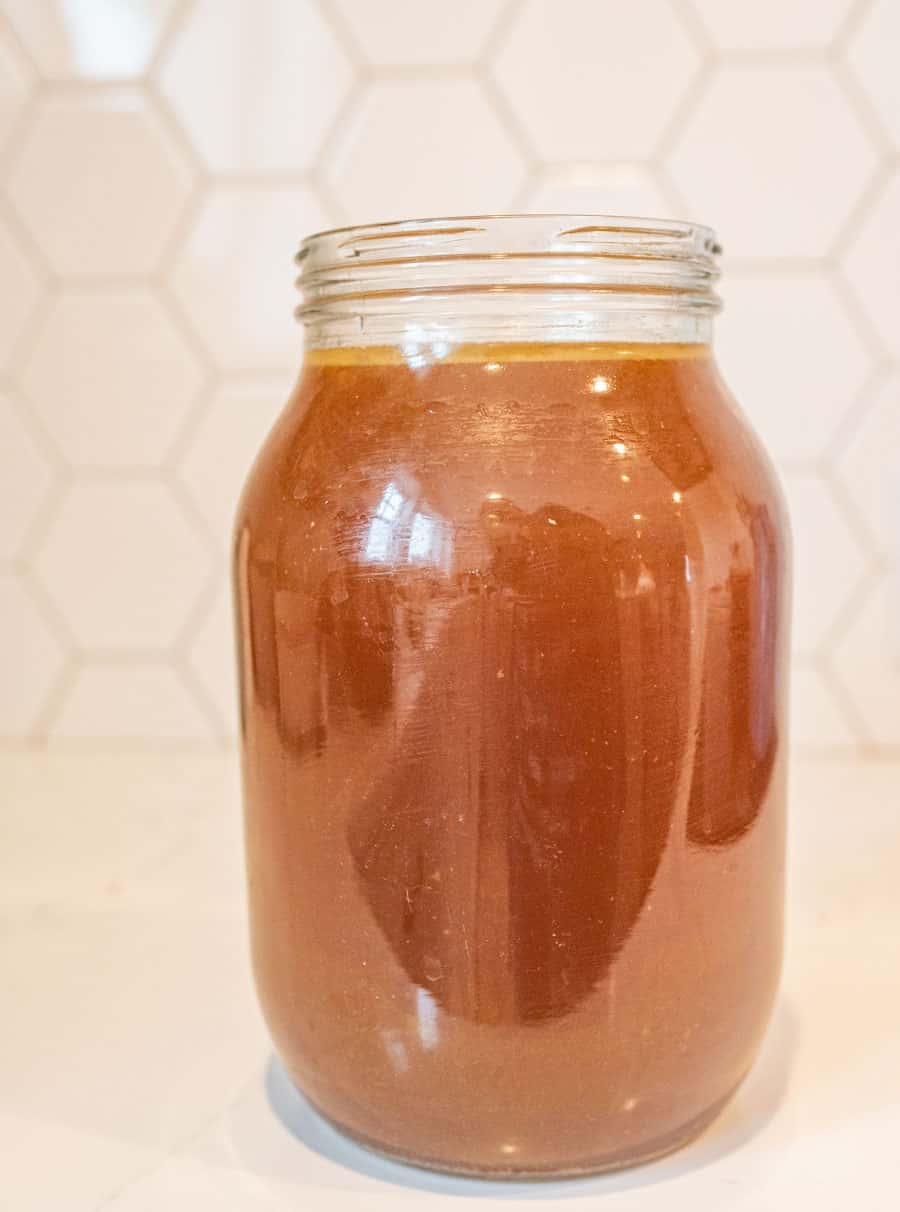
1,0,899,753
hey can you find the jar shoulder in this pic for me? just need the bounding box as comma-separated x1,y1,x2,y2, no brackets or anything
235,352,789,573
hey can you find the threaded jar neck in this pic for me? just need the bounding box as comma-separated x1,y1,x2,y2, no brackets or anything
295,214,722,352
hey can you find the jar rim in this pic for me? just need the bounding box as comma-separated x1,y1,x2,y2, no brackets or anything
296,214,722,347
297,213,721,261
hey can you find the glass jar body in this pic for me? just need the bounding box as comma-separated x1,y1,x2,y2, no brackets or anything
234,337,789,1177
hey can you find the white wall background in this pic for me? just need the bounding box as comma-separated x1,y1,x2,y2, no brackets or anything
1,0,899,753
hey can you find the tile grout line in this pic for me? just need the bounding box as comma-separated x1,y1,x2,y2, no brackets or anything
828,154,896,268
652,56,715,165
819,653,878,749
831,0,876,54
829,47,897,161
476,69,540,173
667,0,717,59
817,558,882,663
832,255,896,367
24,650,82,744
824,364,893,470
0,9,37,76
314,0,370,74
307,74,371,226
477,0,525,68
146,0,196,80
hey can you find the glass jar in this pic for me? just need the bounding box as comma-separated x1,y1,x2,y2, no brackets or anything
234,215,789,1178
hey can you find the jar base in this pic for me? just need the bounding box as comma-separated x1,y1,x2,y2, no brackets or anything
302,1084,739,1182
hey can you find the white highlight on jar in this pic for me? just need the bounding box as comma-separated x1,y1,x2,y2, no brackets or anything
416,987,439,1051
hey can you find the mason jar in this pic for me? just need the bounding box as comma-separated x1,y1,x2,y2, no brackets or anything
233,215,790,1178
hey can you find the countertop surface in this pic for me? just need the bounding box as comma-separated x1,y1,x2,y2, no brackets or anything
3,750,899,1211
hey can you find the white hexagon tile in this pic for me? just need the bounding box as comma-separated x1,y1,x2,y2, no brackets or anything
171,184,325,371
493,0,701,161
333,0,506,66
790,668,857,751
835,576,900,749
1,0,899,750
835,374,900,565
2,0,177,80
667,64,879,259
716,271,872,463
23,291,205,468
158,0,353,174
178,379,285,551
34,481,212,652
324,79,526,222
7,88,194,277
780,472,868,660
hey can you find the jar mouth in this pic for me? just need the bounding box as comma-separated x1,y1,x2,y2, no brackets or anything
296,214,722,346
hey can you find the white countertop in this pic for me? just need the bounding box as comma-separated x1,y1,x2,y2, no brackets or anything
3,750,899,1211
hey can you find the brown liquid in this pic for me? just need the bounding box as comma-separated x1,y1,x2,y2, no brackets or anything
234,343,789,1176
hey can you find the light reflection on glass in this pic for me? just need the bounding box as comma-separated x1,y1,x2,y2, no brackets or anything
408,512,434,560
62,0,155,77
636,563,655,594
363,481,453,570
590,375,610,394
613,441,627,455
410,514,453,570
401,327,453,368
416,987,439,1051
381,1030,409,1073
364,481,405,562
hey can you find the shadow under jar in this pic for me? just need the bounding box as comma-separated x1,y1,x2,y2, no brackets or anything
233,215,790,1179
